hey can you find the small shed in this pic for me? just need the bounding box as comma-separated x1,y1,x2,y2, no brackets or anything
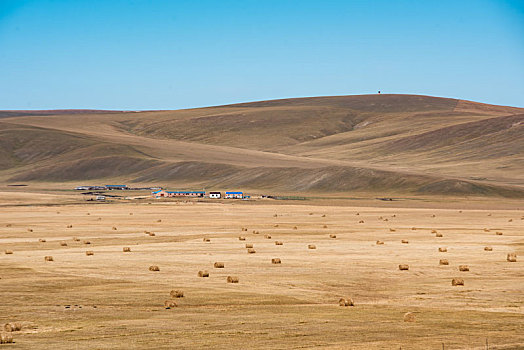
209,191,221,199
225,191,243,199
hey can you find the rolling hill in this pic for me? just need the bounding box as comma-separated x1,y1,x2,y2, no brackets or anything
0,94,522,197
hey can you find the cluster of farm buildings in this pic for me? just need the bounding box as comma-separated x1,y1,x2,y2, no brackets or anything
75,185,246,199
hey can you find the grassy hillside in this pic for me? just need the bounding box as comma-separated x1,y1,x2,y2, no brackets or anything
0,94,522,197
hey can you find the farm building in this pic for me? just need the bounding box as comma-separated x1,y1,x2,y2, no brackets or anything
105,185,128,190
152,190,205,198
225,191,243,199
209,191,221,199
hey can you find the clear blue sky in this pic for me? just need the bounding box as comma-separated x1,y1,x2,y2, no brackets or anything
0,0,523,110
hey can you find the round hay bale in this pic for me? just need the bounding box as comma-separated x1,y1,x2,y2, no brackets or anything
247,248,256,254
4,322,21,332
227,276,239,283
403,312,416,322
401,240,409,244
170,290,184,298
85,251,94,256
123,247,131,252
376,240,384,245
274,224,279,227
83,240,91,245
483,246,493,251
323,225,328,229
384,218,389,222
398,264,409,271
451,278,464,286
435,233,443,237
27,228,33,232
144,230,151,235
203,237,210,242
439,259,449,265
66,224,72,228
338,298,354,307
238,236,246,241
508,219,513,222
308,244,316,250
293,226,298,230
484,228,490,232
411,227,416,231
264,234,272,239
157,219,162,223
242,227,248,231
245,243,254,248
271,258,281,264
438,247,447,252
275,241,283,245
0,333,13,344
214,262,225,268
148,232,156,236
198,270,209,277
329,234,337,238
44,256,54,262
459,265,469,271
309,212,314,215
495,231,503,236
322,214,326,217
507,253,517,262
112,227,117,230
73,237,80,241
389,228,396,232
5,224,11,227
164,300,177,309
59,241,67,247
358,220,364,224
4,250,13,255
149,265,160,272
431,230,437,234
39,238,46,243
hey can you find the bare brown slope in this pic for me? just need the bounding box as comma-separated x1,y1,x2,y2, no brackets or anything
0,94,523,196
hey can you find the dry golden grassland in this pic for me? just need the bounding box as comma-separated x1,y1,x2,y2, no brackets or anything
0,193,523,349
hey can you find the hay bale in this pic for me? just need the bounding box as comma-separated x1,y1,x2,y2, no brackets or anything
242,227,248,231
73,237,80,241
274,224,279,227
264,234,272,239
4,322,21,332
144,230,151,235
4,250,13,255
273,214,277,217
59,241,67,247
67,225,72,228
293,226,298,230
308,244,316,249
198,270,209,277
112,227,117,230
39,238,46,243
85,251,94,256
275,241,283,245
44,256,54,262
271,258,281,264
384,218,389,222
164,300,177,309
338,298,354,307
411,227,416,231
214,262,225,268
435,233,443,237
247,248,256,254
123,247,131,252
83,240,91,245
170,290,184,298
431,230,437,234
401,240,409,244
451,278,464,286
431,214,436,218
376,240,384,245
484,246,492,251
323,225,328,229
0,333,14,344
495,231,503,236
438,247,447,252
508,219,513,222
322,214,326,217
148,232,156,236
309,212,314,215
227,276,239,283
253,230,260,234
398,264,409,271
484,228,490,232
507,253,517,262
459,265,469,271
27,228,33,232
245,243,254,248
356,213,360,216
238,236,246,241
203,237,210,242
157,219,162,223
439,259,449,265
389,228,396,232
403,312,416,322
329,234,337,238
358,220,364,224
149,265,160,272
5,224,11,227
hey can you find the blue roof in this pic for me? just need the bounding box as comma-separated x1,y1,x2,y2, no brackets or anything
226,192,243,194
154,190,205,194
106,185,127,187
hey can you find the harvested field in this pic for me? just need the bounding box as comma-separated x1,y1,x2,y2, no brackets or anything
0,198,523,349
